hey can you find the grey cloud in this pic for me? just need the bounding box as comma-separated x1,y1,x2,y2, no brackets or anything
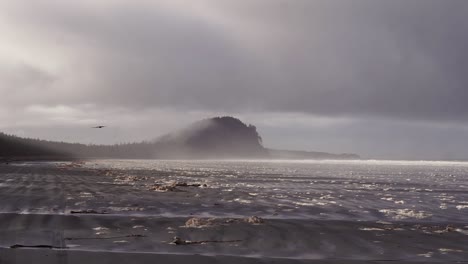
2,0,468,123
0,63,55,107
2,0,468,159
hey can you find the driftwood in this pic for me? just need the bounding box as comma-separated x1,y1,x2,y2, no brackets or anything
171,237,242,245
173,182,208,188
70,209,109,215
10,244,68,249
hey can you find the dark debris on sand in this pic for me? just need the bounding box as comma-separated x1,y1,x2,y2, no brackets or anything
10,244,68,249
70,209,109,215
149,182,208,192
171,237,242,246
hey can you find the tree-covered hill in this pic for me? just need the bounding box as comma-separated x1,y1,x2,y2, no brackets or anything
1,117,359,160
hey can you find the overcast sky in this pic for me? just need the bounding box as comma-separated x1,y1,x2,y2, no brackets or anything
1,0,468,160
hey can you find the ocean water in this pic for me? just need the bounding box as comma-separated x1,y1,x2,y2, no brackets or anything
79,159,468,223
1,159,468,261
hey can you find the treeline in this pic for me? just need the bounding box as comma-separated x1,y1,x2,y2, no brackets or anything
0,116,267,160
0,132,67,158
0,132,157,159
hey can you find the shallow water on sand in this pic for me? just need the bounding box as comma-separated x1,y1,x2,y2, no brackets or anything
1,159,468,262
79,159,468,222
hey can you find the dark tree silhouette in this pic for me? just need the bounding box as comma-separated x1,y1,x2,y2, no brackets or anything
0,117,265,159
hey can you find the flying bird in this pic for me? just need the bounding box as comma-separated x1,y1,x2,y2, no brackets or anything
92,126,106,128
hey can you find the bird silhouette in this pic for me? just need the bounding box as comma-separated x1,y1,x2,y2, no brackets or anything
92,126,106,128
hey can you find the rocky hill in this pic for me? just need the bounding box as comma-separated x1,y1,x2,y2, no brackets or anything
153,116,267,159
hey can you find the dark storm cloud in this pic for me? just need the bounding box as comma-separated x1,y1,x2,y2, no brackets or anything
2,0,468,123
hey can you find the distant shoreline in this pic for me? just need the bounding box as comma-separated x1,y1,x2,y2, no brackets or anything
3,157,468,164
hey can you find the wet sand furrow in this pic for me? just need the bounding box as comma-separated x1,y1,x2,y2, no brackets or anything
5,247,461,264
1,213,467,261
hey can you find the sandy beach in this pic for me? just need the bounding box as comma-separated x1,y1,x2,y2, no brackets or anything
0,160,467,263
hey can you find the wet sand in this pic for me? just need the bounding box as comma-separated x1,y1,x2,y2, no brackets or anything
2,248,447,264
0,161,467,263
